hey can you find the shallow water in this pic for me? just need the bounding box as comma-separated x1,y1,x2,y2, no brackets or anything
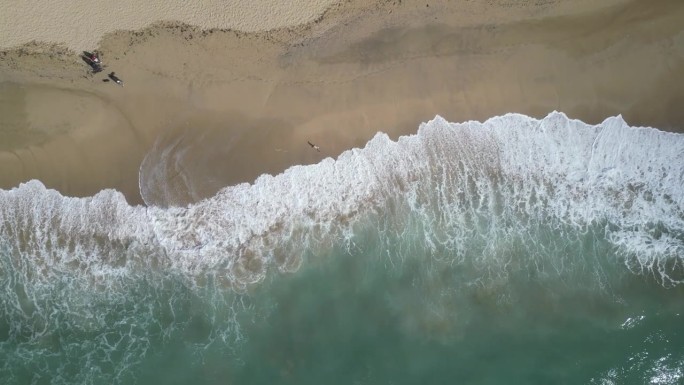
1,112,683,384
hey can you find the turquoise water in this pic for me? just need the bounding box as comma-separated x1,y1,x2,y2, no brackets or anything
1,113,683,384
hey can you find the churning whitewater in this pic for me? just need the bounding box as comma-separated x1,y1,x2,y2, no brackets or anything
2,112,682,289
1,111,683,384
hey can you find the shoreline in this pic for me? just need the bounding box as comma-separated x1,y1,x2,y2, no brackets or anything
1,0,683,205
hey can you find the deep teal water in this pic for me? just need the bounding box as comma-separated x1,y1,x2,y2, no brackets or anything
5,221,683,384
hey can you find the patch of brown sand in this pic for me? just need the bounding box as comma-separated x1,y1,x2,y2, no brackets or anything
0,0,683,206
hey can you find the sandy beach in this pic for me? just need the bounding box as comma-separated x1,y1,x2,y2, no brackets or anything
1,0,683,205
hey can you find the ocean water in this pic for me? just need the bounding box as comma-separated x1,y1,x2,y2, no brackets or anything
1,112,683,384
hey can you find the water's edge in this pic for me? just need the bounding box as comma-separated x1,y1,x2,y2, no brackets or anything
1,111,683,384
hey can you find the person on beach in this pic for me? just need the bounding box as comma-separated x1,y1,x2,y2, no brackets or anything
108,72,123,86
81,51,102,73
308,141,320,152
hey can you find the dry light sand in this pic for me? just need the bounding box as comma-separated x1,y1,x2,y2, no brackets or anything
1,0,683,205
0,0,337,51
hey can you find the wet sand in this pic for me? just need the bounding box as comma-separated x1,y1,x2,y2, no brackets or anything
1,0,683,205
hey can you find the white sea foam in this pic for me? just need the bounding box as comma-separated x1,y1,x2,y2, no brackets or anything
1,112,683,295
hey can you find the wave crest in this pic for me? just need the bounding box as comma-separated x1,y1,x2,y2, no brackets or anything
1,112,683,293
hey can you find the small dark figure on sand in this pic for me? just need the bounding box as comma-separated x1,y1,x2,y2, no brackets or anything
88,52,100,64
108,72,123,86
307,141,320,152
81,51,102,73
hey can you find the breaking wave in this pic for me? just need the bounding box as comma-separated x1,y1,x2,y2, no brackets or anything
1,111,683,383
